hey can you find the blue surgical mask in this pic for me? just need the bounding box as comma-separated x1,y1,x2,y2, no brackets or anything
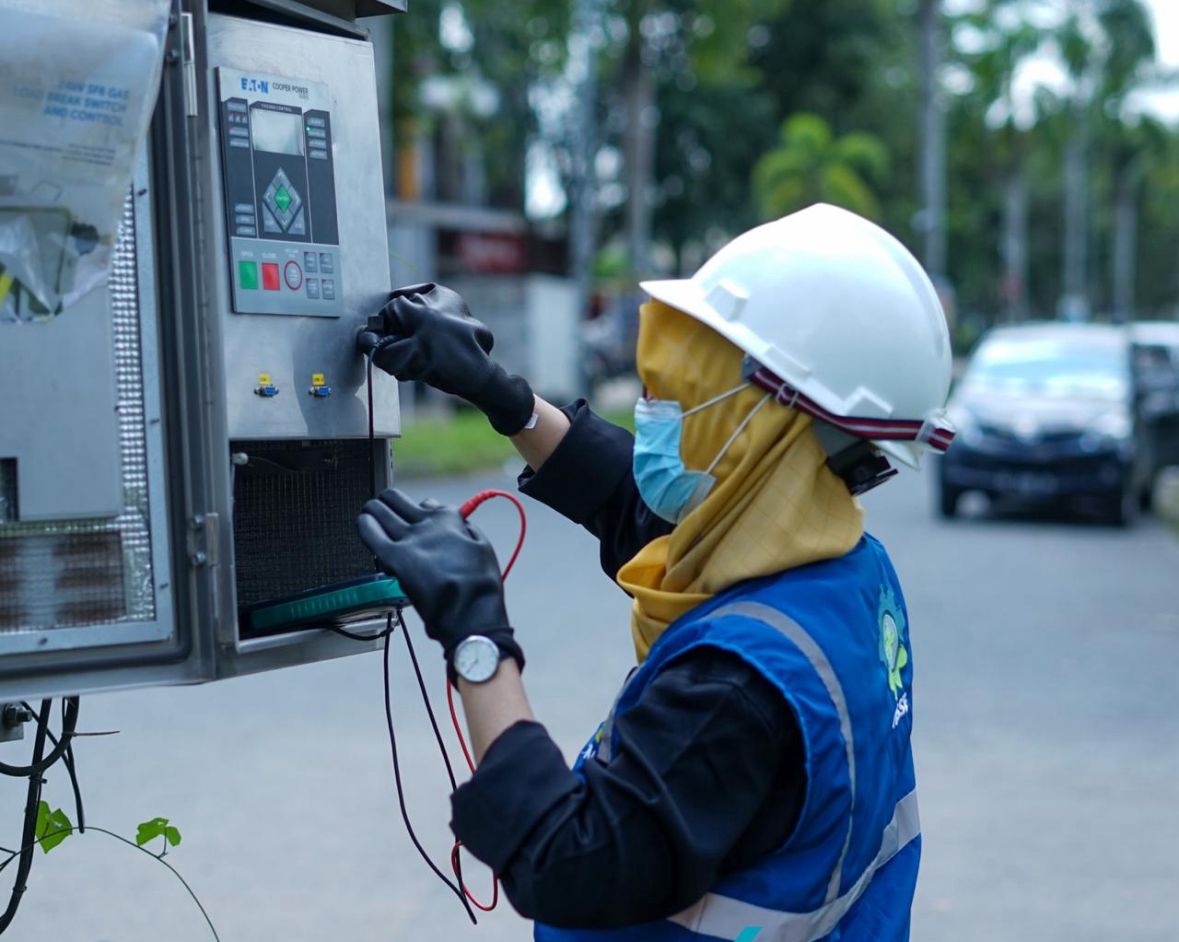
633,385,770,524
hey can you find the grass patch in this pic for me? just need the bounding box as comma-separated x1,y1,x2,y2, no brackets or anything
393,405,635,478
602,407,634,432
393,409,516,478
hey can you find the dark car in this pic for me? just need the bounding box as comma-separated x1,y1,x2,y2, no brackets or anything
937,323,1150,526
1132,321,1179,481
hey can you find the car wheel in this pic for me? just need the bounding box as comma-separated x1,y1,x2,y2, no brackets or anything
1102,481,1139,528
938,482,961,519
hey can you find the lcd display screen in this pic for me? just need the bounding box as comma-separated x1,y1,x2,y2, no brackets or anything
250,108,304,157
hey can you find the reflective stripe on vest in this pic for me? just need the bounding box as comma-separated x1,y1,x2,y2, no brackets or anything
667,790,920,942
709,601,857,904
659,600,920,941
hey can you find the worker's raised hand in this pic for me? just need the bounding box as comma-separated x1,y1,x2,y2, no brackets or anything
359,283,535,436
357,488,522,673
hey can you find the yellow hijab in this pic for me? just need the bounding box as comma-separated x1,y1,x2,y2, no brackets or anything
616,300,865,662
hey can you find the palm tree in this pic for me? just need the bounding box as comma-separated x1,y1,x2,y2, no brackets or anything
1056,9,1094,321
917,0,947,278
753,113,889,221
959,4,1045,321
1095,0,1157,322
1052,0,1156,321
612,0,790,277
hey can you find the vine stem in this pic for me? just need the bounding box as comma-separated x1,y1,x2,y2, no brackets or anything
0,826,218,941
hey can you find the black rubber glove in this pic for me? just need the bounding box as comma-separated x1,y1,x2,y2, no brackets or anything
357,488,524,680
358,283,536,436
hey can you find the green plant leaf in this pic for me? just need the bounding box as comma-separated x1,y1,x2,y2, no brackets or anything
35,801,72,854
135,817,171,847
163,825,182,848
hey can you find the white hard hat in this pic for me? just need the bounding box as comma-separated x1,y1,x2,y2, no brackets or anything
641,203,955,470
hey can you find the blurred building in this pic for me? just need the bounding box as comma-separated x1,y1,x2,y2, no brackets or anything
369,22,581,411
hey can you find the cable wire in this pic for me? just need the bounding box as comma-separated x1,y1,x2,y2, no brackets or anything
381,613,477,925
446,668,499,912
0,698,78,778
397,610,461,795
443,489,528,911
364,341,479,920
325,623,393,643
23,702,84,835
362,342,523,917
367,350,378,499
0,700,51,934
0,826,219,941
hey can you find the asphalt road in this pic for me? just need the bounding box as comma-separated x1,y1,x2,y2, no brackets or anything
2,465,1177,942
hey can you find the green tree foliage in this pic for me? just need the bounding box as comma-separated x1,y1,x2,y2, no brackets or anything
589,0,788,274
648,0,908,273
651,78,777,274
390,1,571,206
387,0,1179,322
753,113,890,221
934,0,1179,322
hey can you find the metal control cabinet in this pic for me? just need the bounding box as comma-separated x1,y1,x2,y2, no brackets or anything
0,0,405,701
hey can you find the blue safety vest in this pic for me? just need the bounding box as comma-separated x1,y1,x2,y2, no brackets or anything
536,534,921,942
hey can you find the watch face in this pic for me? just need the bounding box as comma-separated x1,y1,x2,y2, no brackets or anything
454,636,500,683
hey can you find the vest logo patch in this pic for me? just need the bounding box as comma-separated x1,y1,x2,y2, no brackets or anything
878,586,910,728
578,721,607,765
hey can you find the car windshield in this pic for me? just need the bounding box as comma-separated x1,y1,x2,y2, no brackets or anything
964,338,1129,400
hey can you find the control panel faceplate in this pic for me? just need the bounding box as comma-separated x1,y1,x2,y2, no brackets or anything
207,14,397,442
217,68,342,317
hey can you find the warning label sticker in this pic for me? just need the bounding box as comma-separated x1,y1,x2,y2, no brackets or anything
0,1,169,322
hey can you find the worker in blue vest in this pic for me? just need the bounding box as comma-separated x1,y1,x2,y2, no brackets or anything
358,203,955,941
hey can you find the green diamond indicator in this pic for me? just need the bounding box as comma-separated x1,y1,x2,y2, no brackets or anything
274,186,291,213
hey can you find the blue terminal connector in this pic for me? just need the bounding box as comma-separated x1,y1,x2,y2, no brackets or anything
308,385,332,398
255,384,280,398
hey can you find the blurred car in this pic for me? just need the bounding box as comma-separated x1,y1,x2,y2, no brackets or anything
937,323,1150,526
1132,321,1179,477
583,291,641,386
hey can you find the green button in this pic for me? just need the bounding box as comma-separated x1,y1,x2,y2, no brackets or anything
239,260,259,290
274,186,291,213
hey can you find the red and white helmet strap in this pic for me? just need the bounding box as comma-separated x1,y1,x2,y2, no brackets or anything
745,363,956,453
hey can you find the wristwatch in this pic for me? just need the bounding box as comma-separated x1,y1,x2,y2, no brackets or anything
452,635,504,684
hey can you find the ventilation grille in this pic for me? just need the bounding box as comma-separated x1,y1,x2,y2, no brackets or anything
0,193,156,632
231,439,377,608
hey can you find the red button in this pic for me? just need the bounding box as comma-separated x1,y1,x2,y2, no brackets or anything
261,262,280,291
283,260,303,290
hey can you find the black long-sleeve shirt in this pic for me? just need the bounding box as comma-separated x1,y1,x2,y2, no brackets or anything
450,401,807,928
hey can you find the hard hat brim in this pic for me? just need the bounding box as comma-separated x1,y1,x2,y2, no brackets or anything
639,275,773,368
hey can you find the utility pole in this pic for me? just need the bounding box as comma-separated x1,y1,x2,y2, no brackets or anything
918,0,947,280
1001,165,1029,322
1058,1,1093,322
1111,164,1138,324
622,0,655,278
1059,101,1091,321
568,0,601,395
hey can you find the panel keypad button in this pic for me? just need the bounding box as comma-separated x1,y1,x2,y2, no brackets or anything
238,261,259,290
283,261,303,290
